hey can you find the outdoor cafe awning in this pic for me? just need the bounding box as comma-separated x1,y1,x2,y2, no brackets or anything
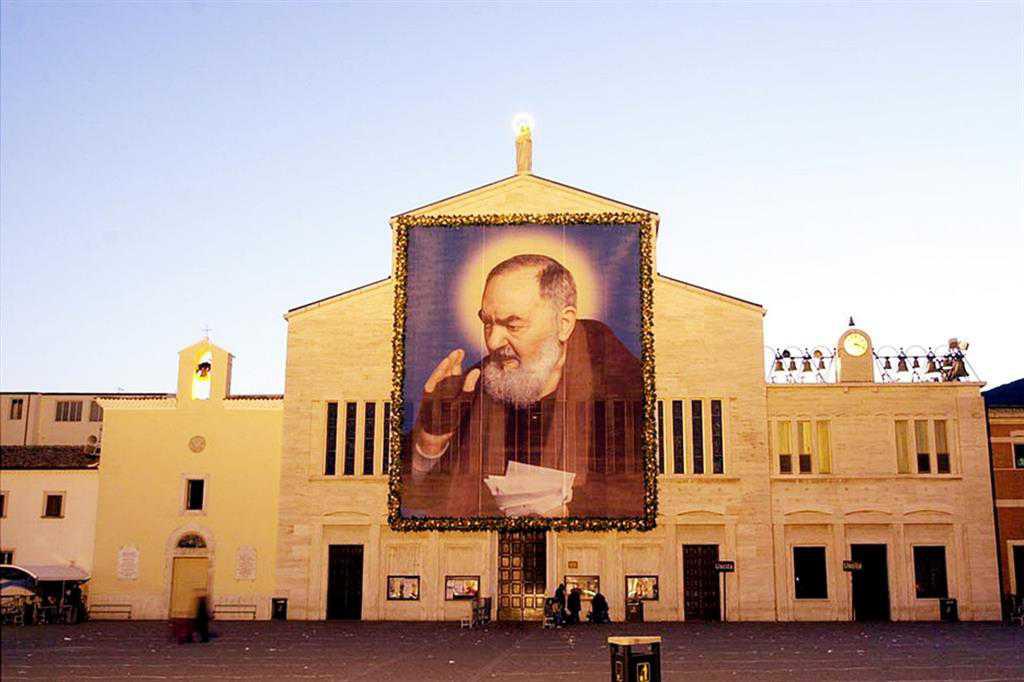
2,564,90,582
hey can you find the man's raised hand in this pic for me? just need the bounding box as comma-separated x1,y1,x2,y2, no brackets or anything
423,349,480,396
415,349,479,459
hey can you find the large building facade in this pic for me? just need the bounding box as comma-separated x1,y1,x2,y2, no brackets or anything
270,151,1000,622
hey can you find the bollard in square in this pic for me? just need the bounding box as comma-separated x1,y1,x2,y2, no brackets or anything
608,635,661,682
939,598,958,622
625,599,644,623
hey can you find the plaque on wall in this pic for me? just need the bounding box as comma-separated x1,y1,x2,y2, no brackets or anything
117,545,139,580
235,545,257,580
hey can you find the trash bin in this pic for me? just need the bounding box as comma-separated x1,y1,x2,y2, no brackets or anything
625,599,644,623
609,635,661,682
939,598,958,622
271,598,288,621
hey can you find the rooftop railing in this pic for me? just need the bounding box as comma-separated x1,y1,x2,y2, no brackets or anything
765,339,980,384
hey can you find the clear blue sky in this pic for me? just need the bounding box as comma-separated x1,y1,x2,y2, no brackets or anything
1,2,1021,394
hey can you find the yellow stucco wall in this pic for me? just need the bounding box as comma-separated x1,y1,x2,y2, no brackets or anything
89,342,282,620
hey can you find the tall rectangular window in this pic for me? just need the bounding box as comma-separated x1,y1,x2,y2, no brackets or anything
43,493,65,518
0,549,12,564
382,402,392,474
324,402,338,476
612,401,626,474
671,400,684,474
913,546,948,598
55,401,82,422
591,400,607,473
915,420,930,473
89,400,103,422
895,420,911,474
710,400,724,474
185,480,205,511
798,420,813,473
0,491,7,517
630,400,643,474
934,420,950,474
816,421,832,474
343,402,357,476
777,421,793,474
363,402,376,475
9,398,23,420
1014,443,1024,469
691,400,704,474
656,401,665,474
793,546,828,599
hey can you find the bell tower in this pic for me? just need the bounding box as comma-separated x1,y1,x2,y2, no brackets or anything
176,339,233,406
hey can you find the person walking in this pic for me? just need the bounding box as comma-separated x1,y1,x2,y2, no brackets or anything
589,591,610,624
566,587,582,624
194,596,212,643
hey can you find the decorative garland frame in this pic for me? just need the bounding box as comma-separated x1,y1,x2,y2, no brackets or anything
387,212,658,532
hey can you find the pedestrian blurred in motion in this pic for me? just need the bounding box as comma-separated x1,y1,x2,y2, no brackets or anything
195,595,211,643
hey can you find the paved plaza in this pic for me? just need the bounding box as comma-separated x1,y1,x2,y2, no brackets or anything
2,620,1023,681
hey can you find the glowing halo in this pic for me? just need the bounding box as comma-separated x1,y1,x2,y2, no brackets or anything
453,226,603,357
511,112,535,136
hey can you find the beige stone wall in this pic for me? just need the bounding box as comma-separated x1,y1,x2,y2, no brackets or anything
767,383,1000,620
274,272,776,621
274,169,781,621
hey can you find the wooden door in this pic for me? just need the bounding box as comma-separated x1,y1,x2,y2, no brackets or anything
683,544,720,621
327,545,363,620
498,530,546,621
1013,546,1024,597
169,557,209,618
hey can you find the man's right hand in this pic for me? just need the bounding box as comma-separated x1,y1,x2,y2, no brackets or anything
414,349,480,458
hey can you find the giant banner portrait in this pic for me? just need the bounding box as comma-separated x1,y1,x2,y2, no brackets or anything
389,214,656,531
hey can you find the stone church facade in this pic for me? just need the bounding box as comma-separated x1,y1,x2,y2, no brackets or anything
272,153,1000,622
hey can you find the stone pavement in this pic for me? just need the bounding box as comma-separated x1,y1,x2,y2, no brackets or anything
2,620,1023,681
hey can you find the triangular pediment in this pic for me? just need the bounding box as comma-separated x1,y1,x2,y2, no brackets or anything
394,173,655,218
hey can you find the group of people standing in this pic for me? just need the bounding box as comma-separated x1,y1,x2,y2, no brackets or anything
549,583,610,626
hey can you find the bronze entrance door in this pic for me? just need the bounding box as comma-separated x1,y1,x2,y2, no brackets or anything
683,544,720,621
498,530,546,621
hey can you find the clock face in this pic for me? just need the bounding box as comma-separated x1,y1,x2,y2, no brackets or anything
843,332,869,357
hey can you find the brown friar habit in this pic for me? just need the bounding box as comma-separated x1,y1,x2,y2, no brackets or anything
401,319,645,519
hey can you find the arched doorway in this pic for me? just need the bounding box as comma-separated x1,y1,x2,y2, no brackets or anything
169,532,210,618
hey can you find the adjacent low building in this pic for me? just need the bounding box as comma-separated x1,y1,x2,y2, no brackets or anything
983,378,1024,615
0,446,98,583
1,391,165,448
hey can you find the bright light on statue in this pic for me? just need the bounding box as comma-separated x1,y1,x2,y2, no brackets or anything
511,113,534,137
